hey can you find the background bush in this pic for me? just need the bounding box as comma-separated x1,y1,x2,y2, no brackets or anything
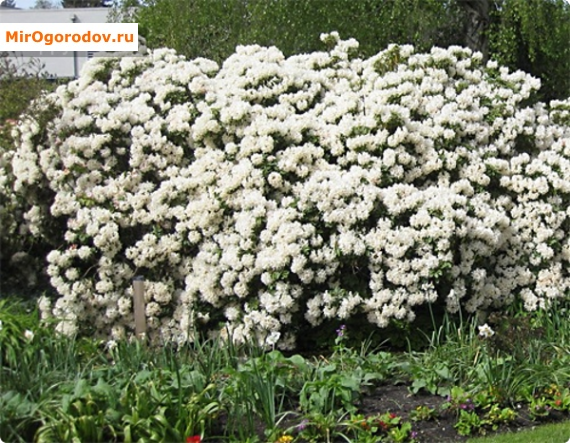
117,0,570,101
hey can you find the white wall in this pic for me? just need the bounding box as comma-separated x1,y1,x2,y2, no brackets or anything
0,8,111,78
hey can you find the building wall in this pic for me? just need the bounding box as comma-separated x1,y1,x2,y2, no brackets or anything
0,8,111,78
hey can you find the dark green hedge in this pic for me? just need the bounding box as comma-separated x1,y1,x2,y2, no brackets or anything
130,0,570,101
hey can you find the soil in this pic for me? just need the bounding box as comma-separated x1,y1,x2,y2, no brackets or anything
211,382,570,442
357,384,568,442
361,384,465,442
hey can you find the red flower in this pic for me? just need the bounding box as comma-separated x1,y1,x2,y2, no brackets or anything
186,436,201,443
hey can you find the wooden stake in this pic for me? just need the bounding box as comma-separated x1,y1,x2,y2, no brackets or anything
132,276,147,338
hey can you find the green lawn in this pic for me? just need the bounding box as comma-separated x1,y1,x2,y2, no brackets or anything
469,421,570,443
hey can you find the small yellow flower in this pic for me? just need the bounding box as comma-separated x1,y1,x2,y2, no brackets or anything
275,435,293,443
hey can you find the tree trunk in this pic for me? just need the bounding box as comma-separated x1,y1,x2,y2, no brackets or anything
461,0,490,61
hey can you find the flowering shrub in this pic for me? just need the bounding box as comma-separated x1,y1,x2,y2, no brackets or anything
0,55,56,289
10,33,570,348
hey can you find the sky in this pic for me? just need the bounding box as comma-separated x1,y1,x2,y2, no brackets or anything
15,0,43,7
14,0,55,7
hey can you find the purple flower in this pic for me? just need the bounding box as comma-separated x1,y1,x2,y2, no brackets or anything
336,324,346,337
297,419,309,431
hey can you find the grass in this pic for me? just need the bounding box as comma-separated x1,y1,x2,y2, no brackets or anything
468,420,570,443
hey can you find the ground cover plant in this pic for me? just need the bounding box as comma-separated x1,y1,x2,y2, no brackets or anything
4,33,570,350
2,297,570,442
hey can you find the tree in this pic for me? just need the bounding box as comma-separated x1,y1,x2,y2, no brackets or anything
60,0,112,7
34,0,59,8
125,0,570,101
0,0,17,8
461,0,491,61
129,0,466,65
486,0,570,101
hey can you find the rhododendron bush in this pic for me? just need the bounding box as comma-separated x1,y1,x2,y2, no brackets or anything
9,33,570,348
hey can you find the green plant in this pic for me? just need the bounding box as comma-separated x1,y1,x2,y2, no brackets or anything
0,391,40,443
295,323,388,416
173,383,220,440
389,421,414,443
410,405,438,421
407,310,481,397
237,352,286,432
188,331,243,381
36,378,120,443
527,396,553,420
293,411,351,443
408,359,454,397
346,412,415,442
548,386,570,412
475,353,530,405
221,348,288,438
485,404,517,431
534,300,570,351
473,387,504,410
299,361,363,415
442,386,476,416
117,367,220,442
455,410,484,436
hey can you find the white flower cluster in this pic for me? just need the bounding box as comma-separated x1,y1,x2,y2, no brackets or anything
9,33,570,348
0,112,56,287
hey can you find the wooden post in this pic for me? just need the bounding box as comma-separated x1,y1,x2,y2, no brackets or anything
132,276,147,338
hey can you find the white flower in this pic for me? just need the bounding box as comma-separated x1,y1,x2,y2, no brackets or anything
478,324,495,339
265,331,281,347
24,329,35,341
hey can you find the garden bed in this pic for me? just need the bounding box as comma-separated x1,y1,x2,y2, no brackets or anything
207,381,570,442
2,297,570,442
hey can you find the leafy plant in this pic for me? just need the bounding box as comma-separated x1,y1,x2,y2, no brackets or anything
485,404,517,431
36,378,120,443
299,362,363,415
442,386,476,416
346,412,415,442
527,396,553,421
410,405,438,422
454,410,484,436
292,411,351,443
